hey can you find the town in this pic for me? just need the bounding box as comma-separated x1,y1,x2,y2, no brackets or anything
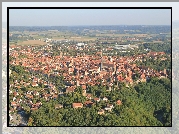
8,25,171,126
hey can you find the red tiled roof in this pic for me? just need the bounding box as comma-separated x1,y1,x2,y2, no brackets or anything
116,100,122,105
11,101,16,106
66,86,75,92
140,73,145,79
81,85,86,90
94,98,100,101
72,103,83,108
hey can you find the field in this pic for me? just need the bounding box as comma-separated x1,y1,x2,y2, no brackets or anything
17,40,46,46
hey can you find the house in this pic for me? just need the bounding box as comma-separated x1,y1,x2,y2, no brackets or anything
125,77,133,85
11,101,17,107
72,103,83,108
36,102,42,107
102,97,108,102
13,92,19,97
93,97,100,102
55,104,63,109
105,104,114,111
81,85,86,90
66,86,75,93
32,82,38,87
33,91,39,96
86,93,92,100
98,109,105,115
84,101,93,107
44,81,48,86
26,94,33,99
116,100,122,105
107,104,114,108
44,94,51,98
16,98,22,103
105,106,112,111
31,107,38,110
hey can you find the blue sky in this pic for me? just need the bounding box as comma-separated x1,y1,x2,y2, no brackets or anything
9,9,171,26
2,2,178,26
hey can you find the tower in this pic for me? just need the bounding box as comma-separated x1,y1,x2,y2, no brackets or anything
100,50,103,71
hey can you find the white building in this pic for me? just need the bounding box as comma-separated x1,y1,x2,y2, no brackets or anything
76,43,84,46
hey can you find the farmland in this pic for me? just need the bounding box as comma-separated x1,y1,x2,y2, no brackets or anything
19,40,46,46
9,25,171,47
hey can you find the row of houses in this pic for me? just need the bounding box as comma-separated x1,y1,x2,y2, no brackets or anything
55,98,122,115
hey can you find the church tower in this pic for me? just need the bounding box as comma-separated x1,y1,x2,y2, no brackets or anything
100,50,103,71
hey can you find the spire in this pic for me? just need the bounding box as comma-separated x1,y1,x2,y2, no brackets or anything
100,50,103,71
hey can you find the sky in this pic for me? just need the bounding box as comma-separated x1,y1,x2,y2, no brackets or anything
2,2,179,26
8,9,171,26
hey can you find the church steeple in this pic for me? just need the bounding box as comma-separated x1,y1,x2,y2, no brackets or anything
100,50,103,71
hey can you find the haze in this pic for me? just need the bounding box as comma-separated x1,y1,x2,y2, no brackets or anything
9,9,171,26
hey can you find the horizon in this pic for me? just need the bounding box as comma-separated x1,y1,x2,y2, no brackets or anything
4,22,175,27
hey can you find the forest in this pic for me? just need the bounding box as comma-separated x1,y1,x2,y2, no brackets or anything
26,78,171,126
9,64,171,126
139,43,171,54
135,54,171,73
